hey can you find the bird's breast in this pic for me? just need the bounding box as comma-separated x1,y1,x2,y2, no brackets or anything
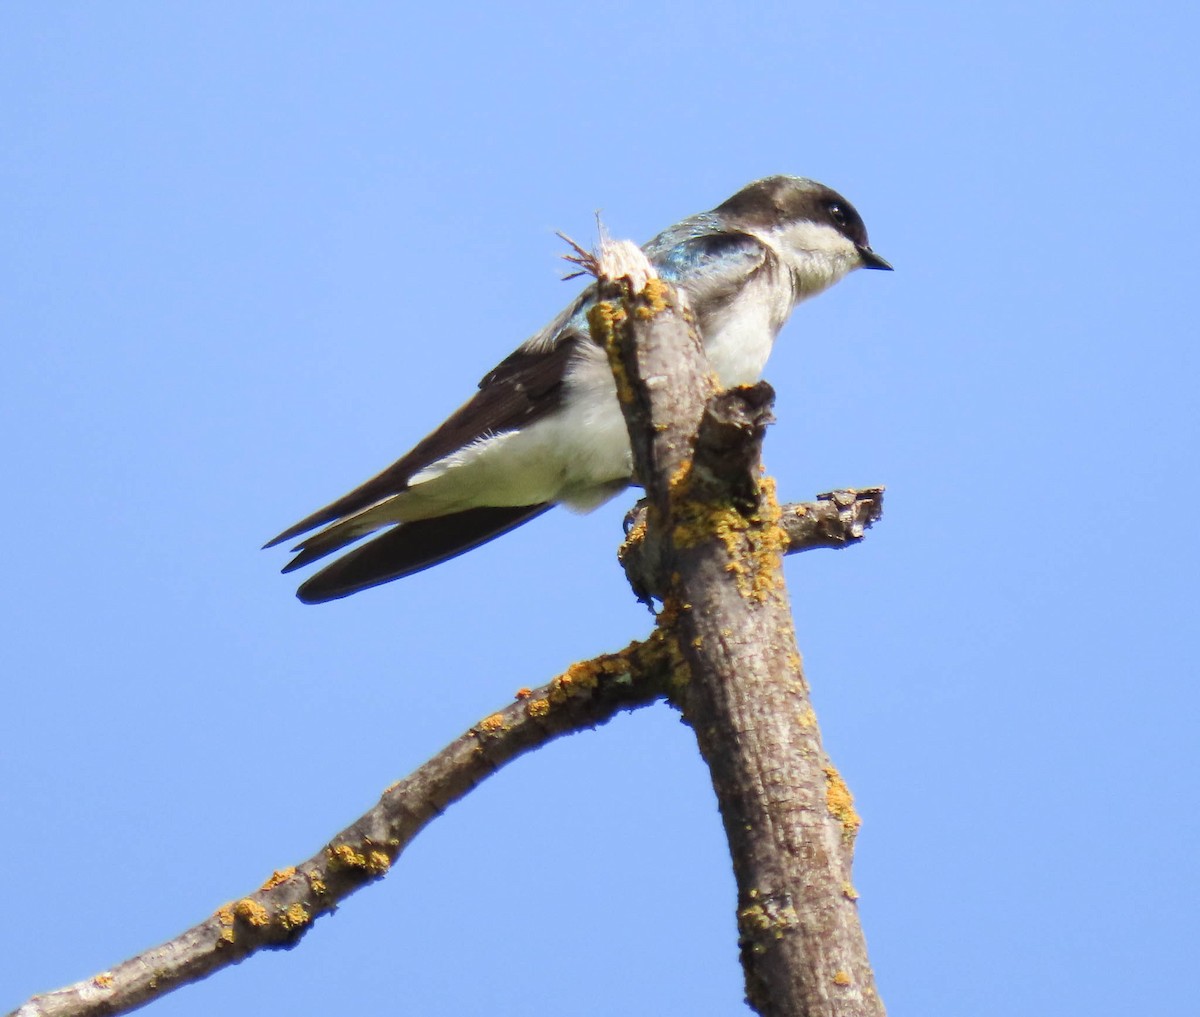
698,282,791,387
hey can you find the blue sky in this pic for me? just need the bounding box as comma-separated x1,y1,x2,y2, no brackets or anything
3,3,1197,1014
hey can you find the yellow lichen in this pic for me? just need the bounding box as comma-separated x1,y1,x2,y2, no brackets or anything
306,869,327,896
215,904,239,942
526,698,550,718
823,765,862,839
739,902,771,933
589,301,636,406
737,890,799,943
587,299,625,340
259,867,296,891
549,653,633,706
477,713,507,734
737,476,790,603
665,473,789,604
833,970,853,986
617,514,647,564
92,973,114,989
841,882,860,901
514,687,533,699
552,659,603,699
667,458,694,495
280,902,310,931
634,276,671,319
232,898,270,927
327,842,393,876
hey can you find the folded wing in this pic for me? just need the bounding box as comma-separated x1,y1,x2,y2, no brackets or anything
266,334,583,596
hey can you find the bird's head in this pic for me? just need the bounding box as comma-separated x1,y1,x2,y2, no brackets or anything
715,175,891,297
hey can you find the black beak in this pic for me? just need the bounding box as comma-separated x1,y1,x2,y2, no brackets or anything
857,246,893,271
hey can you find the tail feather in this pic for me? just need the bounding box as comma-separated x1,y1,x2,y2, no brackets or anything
295,504,552,604
282,502,405,573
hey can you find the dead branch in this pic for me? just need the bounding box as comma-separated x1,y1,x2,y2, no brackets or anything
590,239,886,1017
7,638,675,1017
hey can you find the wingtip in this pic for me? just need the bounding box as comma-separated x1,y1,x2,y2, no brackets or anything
295,582,341,605
263,523,305,550
288,504,554,604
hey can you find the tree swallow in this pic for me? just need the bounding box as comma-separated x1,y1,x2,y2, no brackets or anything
267,175,891,603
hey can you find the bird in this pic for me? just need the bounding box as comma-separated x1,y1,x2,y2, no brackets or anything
266,175,891,603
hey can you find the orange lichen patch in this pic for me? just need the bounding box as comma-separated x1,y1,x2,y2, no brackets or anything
588,300,626,340
590,302,635,406
823,765,862,840
259,867,296,891
216,906,235,927
633,276,671,319
667,458,694,497
547,658,604,704
92,973,114,989
367,849,391,873
477,713,507,734
279,902,310,931
833,970,852,987
616,513,647,565
526,698,550,718
841,882,860,901
668,473,788,604
541,649,638,708
514,687,533,699
306,869,327,896
328,842,392,876
796,704,817,728
232,898,270,927
738,476,789,603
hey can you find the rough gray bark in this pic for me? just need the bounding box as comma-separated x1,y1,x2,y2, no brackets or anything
591,240,885,1017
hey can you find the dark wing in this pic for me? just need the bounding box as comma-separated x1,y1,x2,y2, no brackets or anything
264,336,580,550
295,503,553,603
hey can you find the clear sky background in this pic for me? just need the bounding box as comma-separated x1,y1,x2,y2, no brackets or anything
3,3,1197,1015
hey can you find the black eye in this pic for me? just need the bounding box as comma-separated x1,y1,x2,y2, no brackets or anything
827,202,848,227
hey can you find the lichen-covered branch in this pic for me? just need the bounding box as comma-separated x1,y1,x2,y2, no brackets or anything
620,487,885,604
7,638,676,1017
590,239,886,1017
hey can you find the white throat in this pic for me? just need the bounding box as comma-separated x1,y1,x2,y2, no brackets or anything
764,219,861,300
